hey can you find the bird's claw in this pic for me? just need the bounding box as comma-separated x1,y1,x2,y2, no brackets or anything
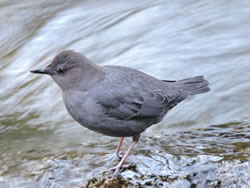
101,164,121,179
101,163,131,178
112,165,122,178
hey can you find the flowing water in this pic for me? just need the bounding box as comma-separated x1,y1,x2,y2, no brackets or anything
0,0,249,187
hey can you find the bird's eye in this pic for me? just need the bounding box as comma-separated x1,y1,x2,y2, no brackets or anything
56,68,64,73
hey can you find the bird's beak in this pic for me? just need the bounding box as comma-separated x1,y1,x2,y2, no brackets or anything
30,64,53,75
30,69,49,74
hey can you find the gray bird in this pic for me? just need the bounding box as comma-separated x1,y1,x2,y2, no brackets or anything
31,50,210,177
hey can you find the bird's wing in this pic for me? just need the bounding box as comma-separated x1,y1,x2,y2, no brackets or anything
96,87,182,120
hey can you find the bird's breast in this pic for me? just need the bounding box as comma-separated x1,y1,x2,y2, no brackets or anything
62,90,105,131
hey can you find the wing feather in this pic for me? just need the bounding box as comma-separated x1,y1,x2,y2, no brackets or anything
98,88,182,120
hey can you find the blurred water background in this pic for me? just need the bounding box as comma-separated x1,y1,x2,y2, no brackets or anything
0,0,249,187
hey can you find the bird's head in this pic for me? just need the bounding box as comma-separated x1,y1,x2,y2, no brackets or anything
31,50,102,90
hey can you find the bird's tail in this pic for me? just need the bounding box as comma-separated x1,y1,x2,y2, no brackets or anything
176,76,210,95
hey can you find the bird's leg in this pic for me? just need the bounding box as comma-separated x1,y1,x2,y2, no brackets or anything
112,135,140,178
115,137,124,159
101,135,140,176
100,137,125,163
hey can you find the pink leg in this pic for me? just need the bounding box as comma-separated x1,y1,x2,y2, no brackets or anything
112,135,140,178
115,137,124,159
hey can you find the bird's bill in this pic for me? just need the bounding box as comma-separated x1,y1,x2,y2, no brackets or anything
30,69,49,74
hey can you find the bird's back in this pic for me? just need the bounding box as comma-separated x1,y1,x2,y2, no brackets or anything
102,65,209,97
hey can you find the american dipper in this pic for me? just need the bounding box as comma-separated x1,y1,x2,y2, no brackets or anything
31,50,210,177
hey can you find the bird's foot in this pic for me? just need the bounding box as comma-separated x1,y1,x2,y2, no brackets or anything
101,163,131,178
112,164,122,178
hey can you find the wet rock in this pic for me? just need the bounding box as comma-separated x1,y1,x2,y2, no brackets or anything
0,123,249,187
